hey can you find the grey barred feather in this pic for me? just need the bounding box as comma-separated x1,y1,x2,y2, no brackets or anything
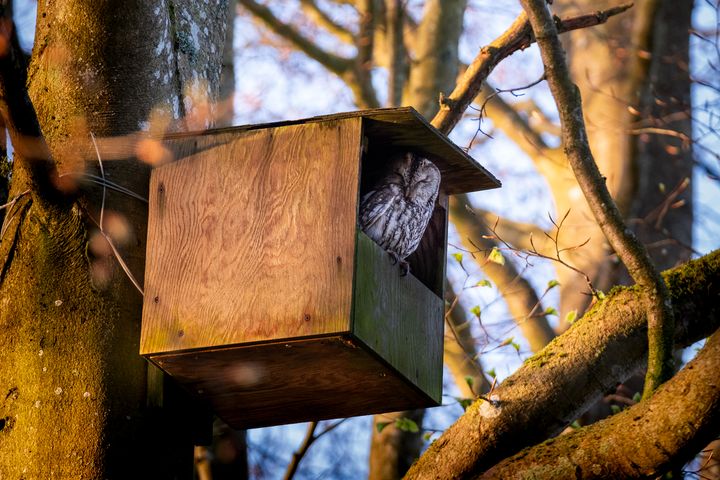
359,152,441,260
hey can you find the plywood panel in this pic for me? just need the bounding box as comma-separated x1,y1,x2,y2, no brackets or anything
141,119,362,354
150,336,437,429
162,107,501,194
352,231,444,402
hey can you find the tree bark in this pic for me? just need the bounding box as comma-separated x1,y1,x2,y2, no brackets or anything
481,327,720,479
405,251,720,479
404,0,467,118
370,410,426,480
0,1,227,478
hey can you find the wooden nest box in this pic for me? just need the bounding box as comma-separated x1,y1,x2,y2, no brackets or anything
140,107,499,429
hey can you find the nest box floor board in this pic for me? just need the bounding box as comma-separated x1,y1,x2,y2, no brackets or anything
148,335,438,430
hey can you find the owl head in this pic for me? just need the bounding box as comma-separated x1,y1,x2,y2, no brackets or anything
405,153,440,208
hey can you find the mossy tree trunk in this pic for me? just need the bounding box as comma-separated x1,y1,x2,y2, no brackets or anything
0,1,228,478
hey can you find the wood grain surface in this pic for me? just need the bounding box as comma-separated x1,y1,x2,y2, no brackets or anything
141,119,362,354
352,231,444,403
162,107,500,194
149,335,438,429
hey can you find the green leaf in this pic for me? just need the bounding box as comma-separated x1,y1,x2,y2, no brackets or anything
452,252,463,264
470,305,481,317
610,405,621,414
544,306,558,316
476,279,492,288
464,376,474,390
570,421,581,430
499,337,514,347
565,310,578,324
511,341,521,353
632,392,641,403
423,432,433,442
596,290,606,300
547,279,560,289
488,247,505,265
395,417,419,433
376,421,391,433
486,368,497,379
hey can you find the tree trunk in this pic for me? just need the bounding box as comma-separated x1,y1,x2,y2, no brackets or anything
369,410,426,480
0,1,227,477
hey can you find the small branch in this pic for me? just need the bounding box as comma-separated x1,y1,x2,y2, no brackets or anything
431,3,632,135
519,0,673,398
468,77,549,152
0,189,30,241
283,421,318,480
444,280,493,397
299,0,355,44
282,420,346,480
450,196,556,353
238,0,352,75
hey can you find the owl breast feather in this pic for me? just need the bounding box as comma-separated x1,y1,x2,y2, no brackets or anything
359,186,434,260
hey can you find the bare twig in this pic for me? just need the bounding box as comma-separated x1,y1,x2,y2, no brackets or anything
283,420,347,480
57,172,148,203
0,189,31,241
89,134,144,296
519,0,674,397
431,3,633,135
468,75,547,150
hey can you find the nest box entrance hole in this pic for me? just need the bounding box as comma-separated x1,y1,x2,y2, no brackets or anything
358,122,448,298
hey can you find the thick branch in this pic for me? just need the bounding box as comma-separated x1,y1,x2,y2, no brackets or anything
0,9,55,204
431,3,632,135
238,0,352,75
481,327,720,479
405,0,466,118
405,251,720,479
519,0,673,396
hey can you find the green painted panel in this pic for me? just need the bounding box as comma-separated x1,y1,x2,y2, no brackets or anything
352,231,444,402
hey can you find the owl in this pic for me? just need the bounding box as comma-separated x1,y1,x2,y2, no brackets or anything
359,152,441,275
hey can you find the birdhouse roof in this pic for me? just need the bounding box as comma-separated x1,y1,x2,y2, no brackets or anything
169,107,500,195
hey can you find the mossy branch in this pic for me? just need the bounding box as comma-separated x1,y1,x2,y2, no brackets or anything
404,251,720,479
518,0,673,398
480,327,720,479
